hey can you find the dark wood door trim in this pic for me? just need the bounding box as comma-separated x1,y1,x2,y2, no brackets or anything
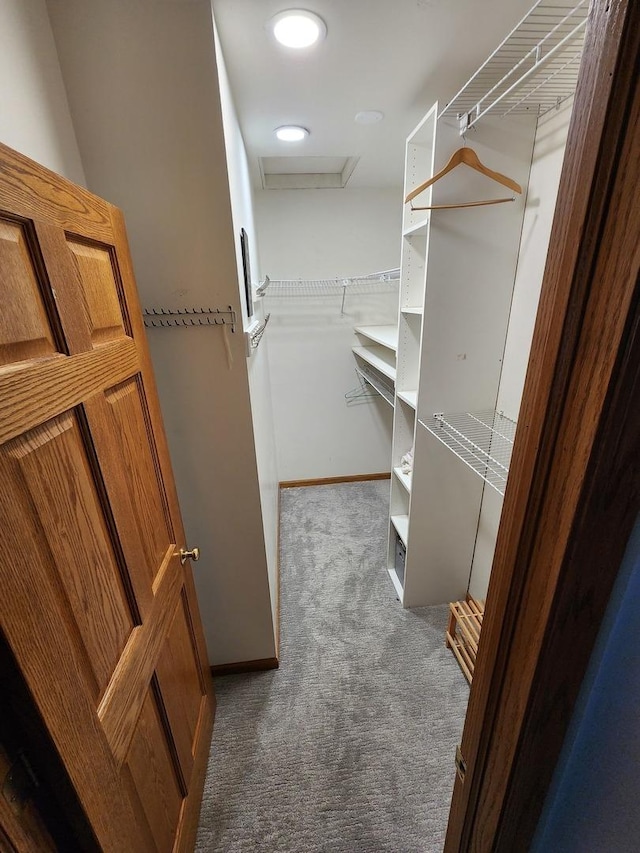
445,0,640,849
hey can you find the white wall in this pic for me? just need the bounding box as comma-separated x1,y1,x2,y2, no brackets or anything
0,0,85,185
468,101,573,600
47,0,275,666
213,14,280,628
255,188,401,481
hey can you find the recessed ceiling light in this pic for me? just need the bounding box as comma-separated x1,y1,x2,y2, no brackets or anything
355,110,385,125
270,10,327,49
275,125,309,142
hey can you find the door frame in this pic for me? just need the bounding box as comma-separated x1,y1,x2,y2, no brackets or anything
445,0,640,848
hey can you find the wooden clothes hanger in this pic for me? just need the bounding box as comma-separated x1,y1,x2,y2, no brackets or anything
405,146,522,210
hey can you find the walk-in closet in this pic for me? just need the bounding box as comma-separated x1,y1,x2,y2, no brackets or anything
251,0,584,677
3,0,638,850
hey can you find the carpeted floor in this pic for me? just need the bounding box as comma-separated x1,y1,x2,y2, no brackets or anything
195,479,469,853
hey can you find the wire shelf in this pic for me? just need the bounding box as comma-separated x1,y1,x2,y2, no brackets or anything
440,0,589,126
263,268,400,298
421,410,517,496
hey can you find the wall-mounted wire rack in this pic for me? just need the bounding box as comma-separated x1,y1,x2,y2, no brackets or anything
143,306,237,332
263,268,400,313
440,0,589,130
421,410,517,496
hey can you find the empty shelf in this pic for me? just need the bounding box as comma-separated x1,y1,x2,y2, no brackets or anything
401,306,423,315
393,466,412,493
352,345,396,381
354,364,394,407
390,514,409,545
397,390,417,409
354,325,398,352
421,410,517,496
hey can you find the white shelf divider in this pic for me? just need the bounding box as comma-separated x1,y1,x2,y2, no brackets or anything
354,324,398,352
393,466,412,493
390,513,409,545
396,390,417,409
352,345,396,381
402,217,429,237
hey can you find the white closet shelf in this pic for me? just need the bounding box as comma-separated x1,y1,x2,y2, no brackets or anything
393,466,412,493
352,345,396,381
354,325,398,352
421,410,517,496
396,390,417,409
401,306,423,316
387,567,405,600
403,217,429,237
390,514,409,545
354,364,394,407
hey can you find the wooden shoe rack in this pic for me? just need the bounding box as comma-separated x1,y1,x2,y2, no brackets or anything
446,595,485,684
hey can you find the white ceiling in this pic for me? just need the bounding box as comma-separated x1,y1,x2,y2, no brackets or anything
212,0,535,189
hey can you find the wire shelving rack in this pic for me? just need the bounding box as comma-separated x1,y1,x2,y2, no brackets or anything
421,410,517,496
440,0,589,129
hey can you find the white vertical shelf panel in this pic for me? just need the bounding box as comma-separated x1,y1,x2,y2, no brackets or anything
387,105,436,598
402,424,484,607
398,112,537,607
416,114,538,421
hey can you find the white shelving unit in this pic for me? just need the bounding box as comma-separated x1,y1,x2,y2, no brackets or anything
381,0,584,608
352,324,398,407
386,94,539,607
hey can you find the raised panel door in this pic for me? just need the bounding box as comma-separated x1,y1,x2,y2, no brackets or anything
0,142,215,852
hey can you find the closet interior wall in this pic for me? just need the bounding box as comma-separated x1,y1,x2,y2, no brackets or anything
255,188,401,482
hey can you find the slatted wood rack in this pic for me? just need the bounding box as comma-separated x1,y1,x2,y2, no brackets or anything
446,595,485,683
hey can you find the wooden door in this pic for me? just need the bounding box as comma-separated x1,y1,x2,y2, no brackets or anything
0,143,214,852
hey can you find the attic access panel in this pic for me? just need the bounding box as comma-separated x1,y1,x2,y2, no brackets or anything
259,155,359,189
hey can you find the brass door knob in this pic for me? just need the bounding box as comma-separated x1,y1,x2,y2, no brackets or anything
180,547,200,565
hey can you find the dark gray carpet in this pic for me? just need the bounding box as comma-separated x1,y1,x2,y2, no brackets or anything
195,480,469,852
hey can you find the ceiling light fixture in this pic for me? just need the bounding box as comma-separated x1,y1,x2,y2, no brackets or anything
275,125,309,142
270,10,327,49
355,110,385,125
